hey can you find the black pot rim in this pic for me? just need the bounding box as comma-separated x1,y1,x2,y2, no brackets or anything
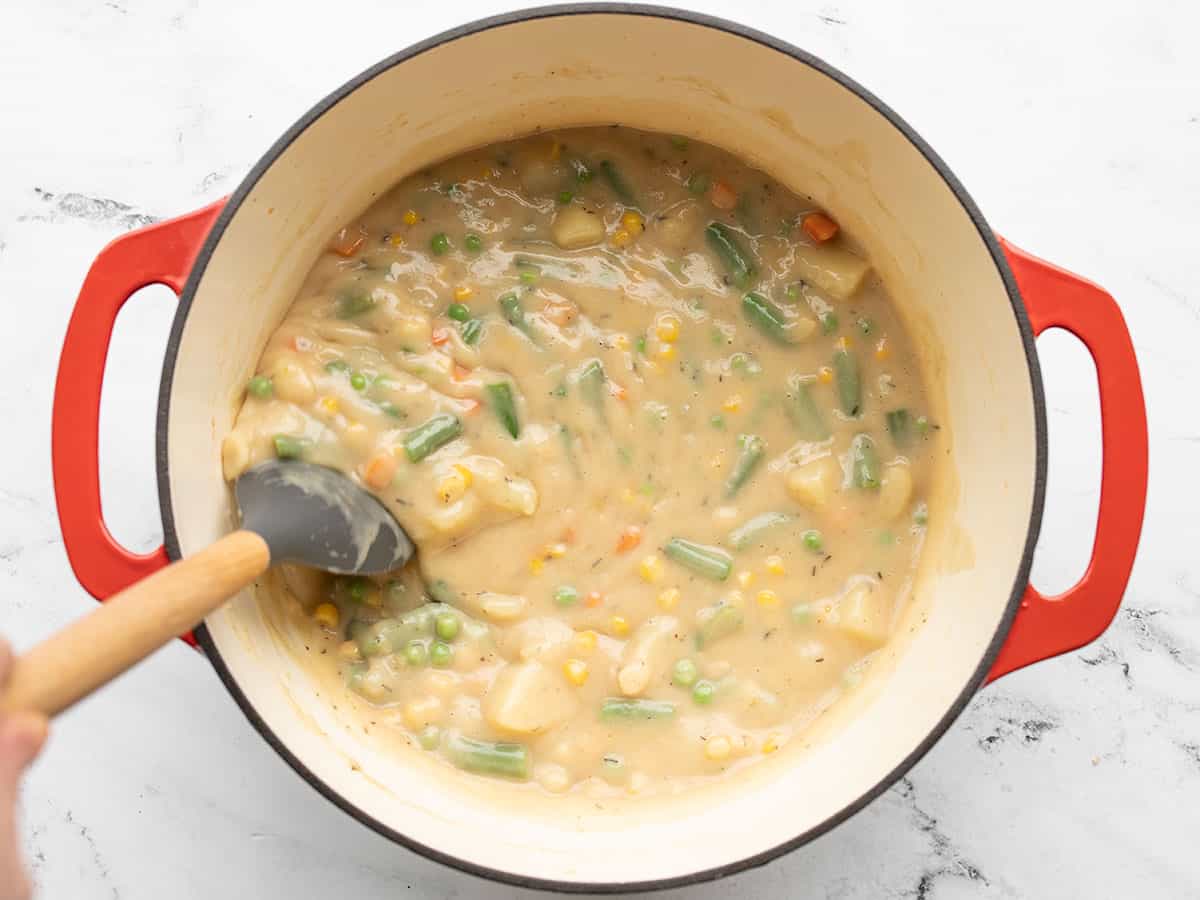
156,3,1048,893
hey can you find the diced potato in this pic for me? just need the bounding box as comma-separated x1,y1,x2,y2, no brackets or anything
500,617,575,662
519,158,565,195
552,207,606,249
792,243,870,301
478,591,529,622
483,660,577,735
879,462,913,521
654,200,702,249
394,311,432,347
273,362,315,405
402,696,443,730
221,431,249,481
729,679,784,728
616,615,680,696
786,457,839,510
279,563,326,608
836,582,891,647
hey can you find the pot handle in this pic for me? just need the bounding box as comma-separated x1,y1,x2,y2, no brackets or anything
987,240,1148,681
51,202,225,639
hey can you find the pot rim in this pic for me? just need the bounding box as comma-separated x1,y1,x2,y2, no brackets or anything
155,3,1048,892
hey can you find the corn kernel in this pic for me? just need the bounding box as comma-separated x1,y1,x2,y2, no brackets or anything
364,584,383,608
817,366,834,384
436,466,471,504
836,335,852,351
611,229,633,248
612,333,631,351
546,542,568,559
562,658,589,686
722,394,743,413
529,556,545,575
638,555,664,583
765,555,786,575
656,343,677,361
762,734,782,754
756,589,780,608
657,587,681,611
621,210,645,235
313,602,339,629
705,736,732,761
709,453,724,470
454,285,473,301
574,630,598,654
403,209,420,226
319,396,340,415
388,233,405,247
874,337,890,360
654,314,681,343
453,463,473,488
737,570,755,589
609,615,631,637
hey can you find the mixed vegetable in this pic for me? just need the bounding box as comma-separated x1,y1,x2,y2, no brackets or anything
224,126,938,794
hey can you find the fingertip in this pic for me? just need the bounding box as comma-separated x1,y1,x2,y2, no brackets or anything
1,713,48,768
0,637,12,682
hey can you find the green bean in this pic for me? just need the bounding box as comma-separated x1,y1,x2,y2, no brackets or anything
686,173,710,196
553,585,579,607
403,413,462,462
728,512,794,551
485,382,520,438
850,434,881,489
576,359,607,413
376,400,405,420
600,698,676,722
325,359,351,374
461,318,483,345
695,605,743,649
705,223,755,288
499,292,531,337
833,348,862,417
559,424,581,478
886,408,911,446
443,733,529,780
447,302,470,322
247,375,273,399
335,289,375,319
417,725,441,750
272,434,310,460
724,433,765,497
786,381,830,441
599,159,637,207
663,538,732,581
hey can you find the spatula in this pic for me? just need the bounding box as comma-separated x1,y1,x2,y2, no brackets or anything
2,460,414,716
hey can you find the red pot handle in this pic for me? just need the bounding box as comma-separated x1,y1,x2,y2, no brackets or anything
986,240,1148,681
52,202,225,640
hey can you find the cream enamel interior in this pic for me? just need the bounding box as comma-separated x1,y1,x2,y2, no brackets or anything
163,13,1037,886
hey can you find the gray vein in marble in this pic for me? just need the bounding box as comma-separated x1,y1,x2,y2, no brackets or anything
894,778,995,899
19,188,159,230
1121,606,1194,670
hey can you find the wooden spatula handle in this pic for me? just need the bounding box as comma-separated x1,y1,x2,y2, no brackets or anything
3,530,270,717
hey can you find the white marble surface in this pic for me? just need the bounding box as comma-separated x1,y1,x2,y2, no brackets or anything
0,0,1196,896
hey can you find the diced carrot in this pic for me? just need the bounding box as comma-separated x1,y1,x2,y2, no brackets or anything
452,363,471,382
460,398,481,415
330,226,367,257
609,381,628,401
431,327,451,346
584,591,603,608
543,300,577,327
801,212,839,243
560,526,576,544
709,180,738,211
362,451,397,490
615,525,643,553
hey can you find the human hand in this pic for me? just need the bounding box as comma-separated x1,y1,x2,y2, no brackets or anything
0,639,48,900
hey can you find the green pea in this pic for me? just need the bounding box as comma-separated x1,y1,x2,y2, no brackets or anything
791,602,814,625
553,585,579,607
417,725,441,751
519,269,538,285
430,641,454,668
857,317,874,335
672,658,698,688
803,529,824,552
692,679,715,705
430,232,450,256
434,612,460,642
447,303,470,322
557,190,574,205
247,375,273,399
464,233,483,253
709,414,726,430
325,359,350,374
350,372,367,391
635,335,647,355
820,312,839,334
403,639,428,667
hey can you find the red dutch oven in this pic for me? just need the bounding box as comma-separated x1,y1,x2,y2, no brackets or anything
48,6,1148,892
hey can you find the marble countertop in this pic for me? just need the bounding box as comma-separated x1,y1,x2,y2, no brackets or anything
1,0,1196,896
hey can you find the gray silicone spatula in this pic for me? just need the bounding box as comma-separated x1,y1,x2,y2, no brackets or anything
2,460,414,716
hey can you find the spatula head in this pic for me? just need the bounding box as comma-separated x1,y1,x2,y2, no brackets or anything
234,460,414,574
